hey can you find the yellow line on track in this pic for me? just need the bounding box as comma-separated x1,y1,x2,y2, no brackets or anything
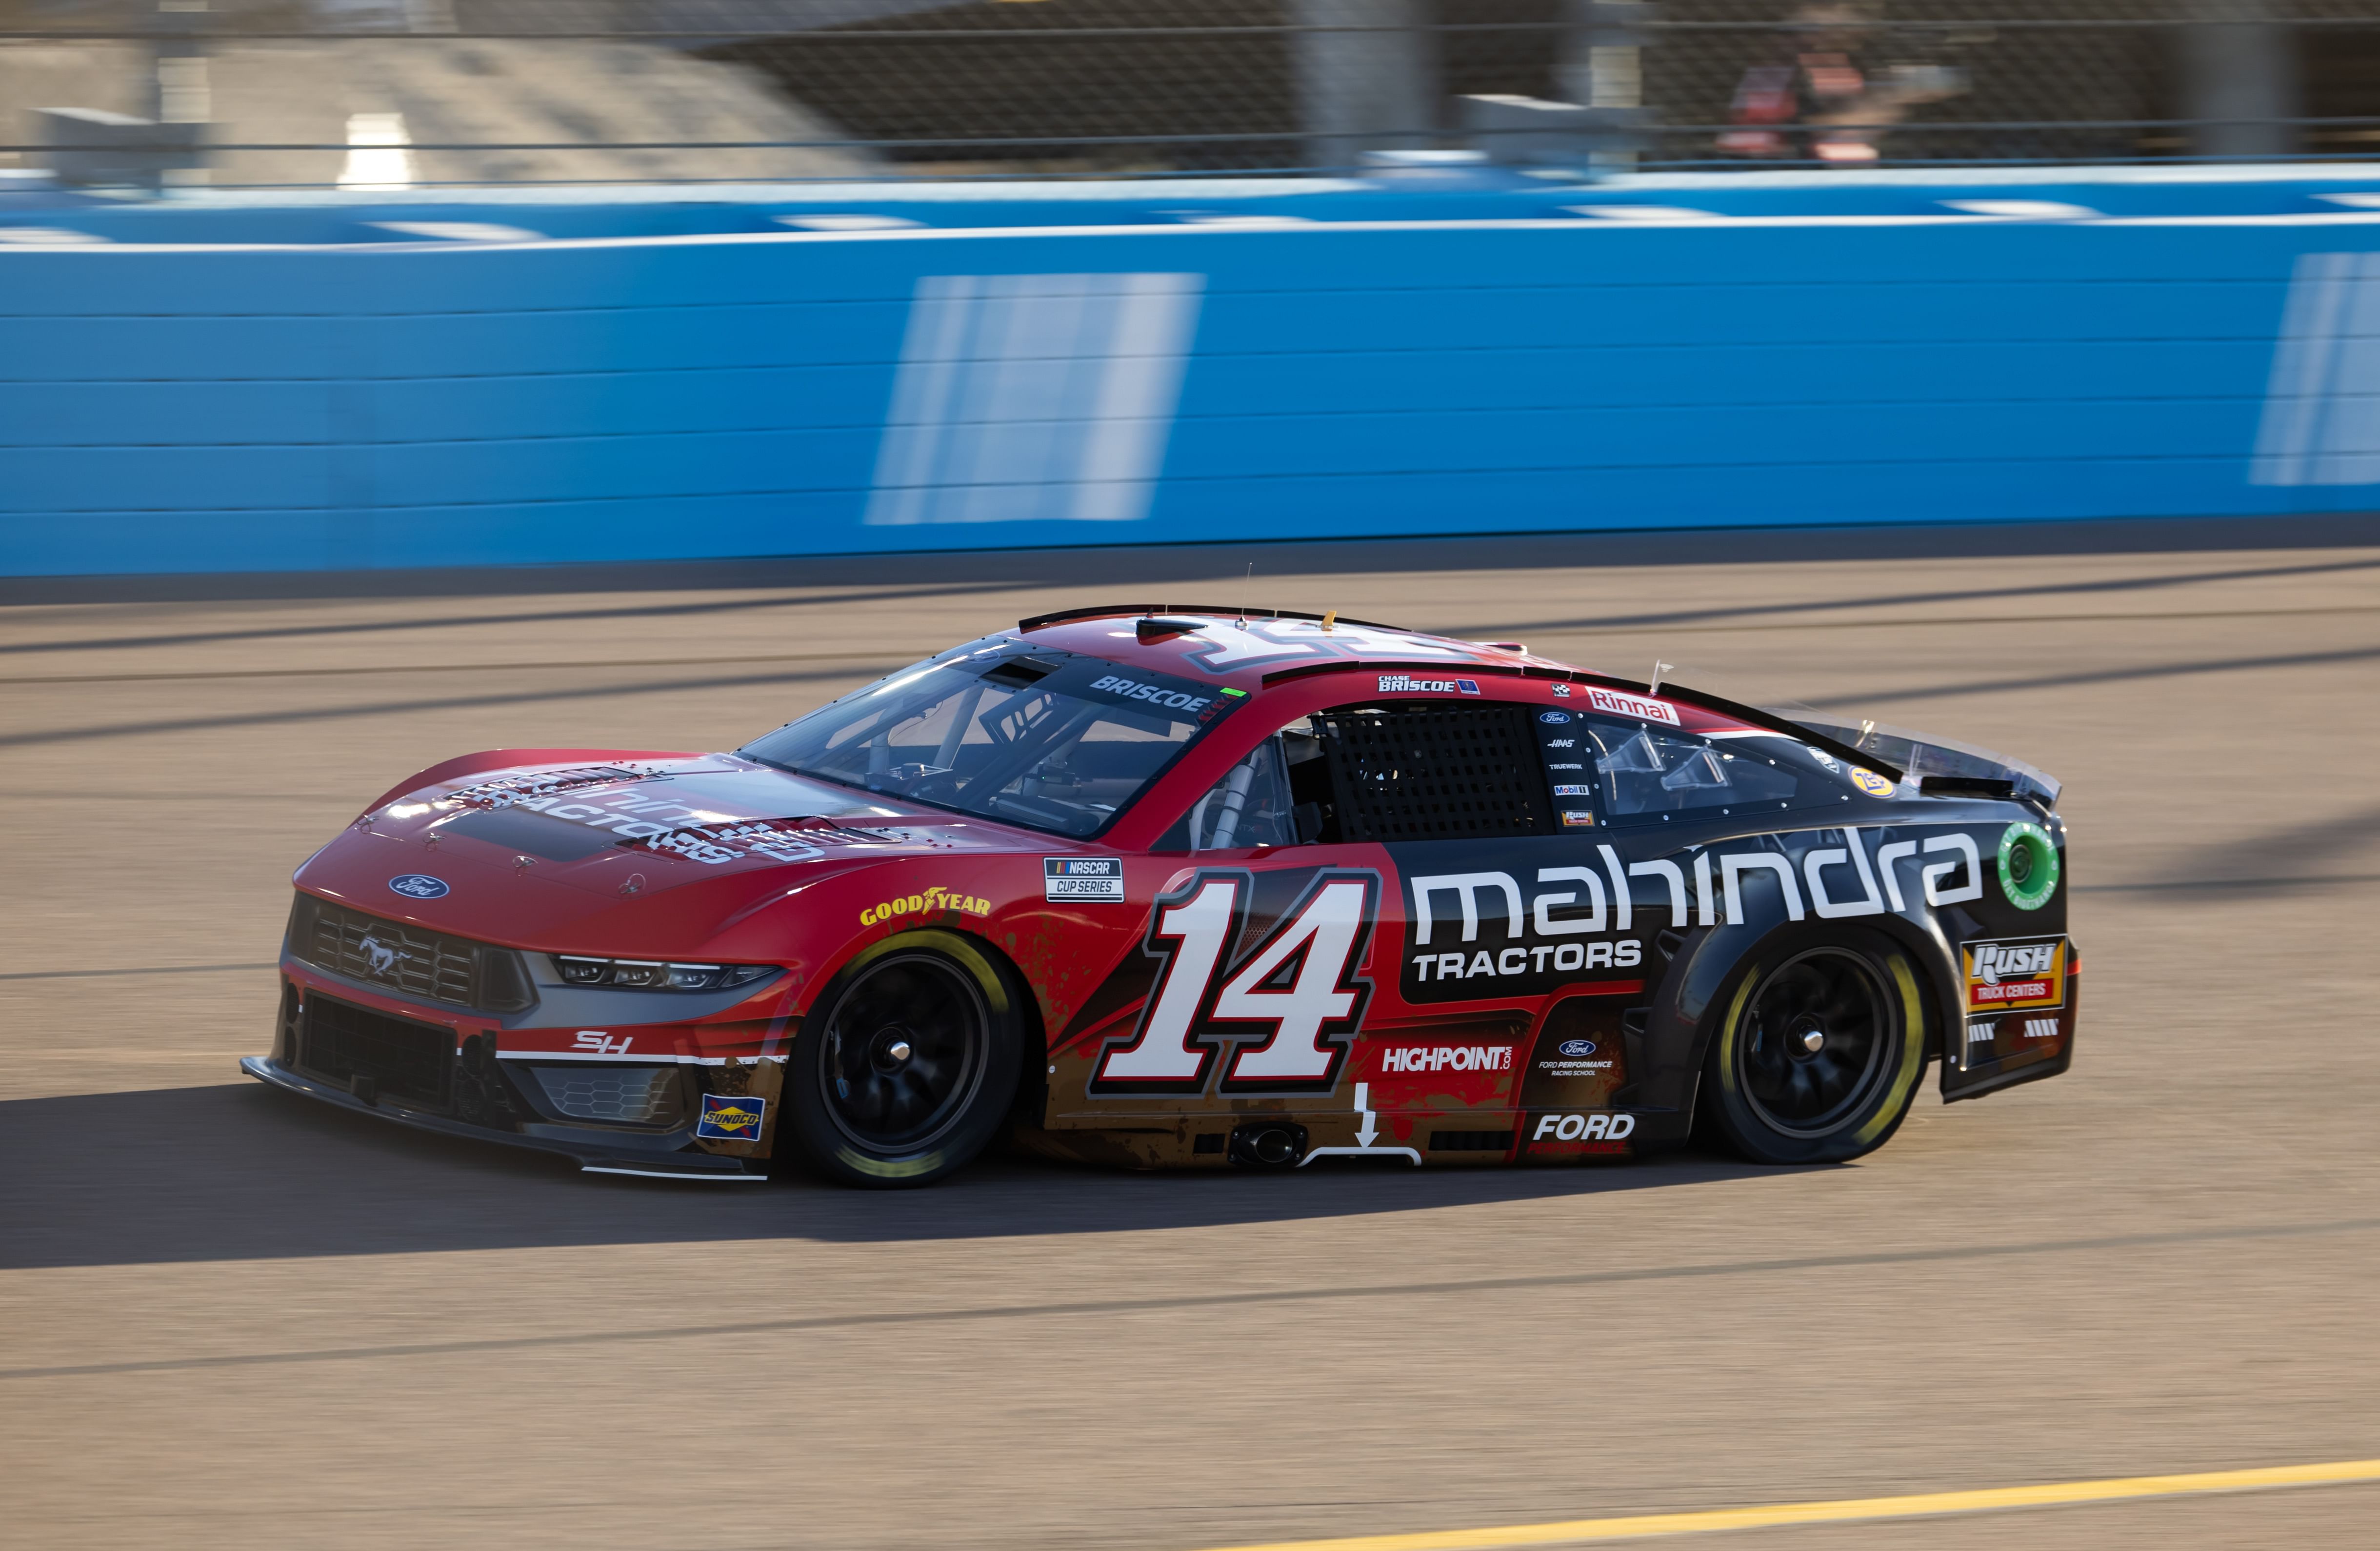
1200,1459,2380,1551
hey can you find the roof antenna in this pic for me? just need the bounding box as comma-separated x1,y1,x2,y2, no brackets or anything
1239,563,1253,624
1650,660,1673,695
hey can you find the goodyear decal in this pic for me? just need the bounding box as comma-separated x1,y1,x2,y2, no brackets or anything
860,886,991,928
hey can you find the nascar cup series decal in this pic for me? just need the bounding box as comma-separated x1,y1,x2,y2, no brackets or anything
696,1093,766,1140
1045,856,1125,902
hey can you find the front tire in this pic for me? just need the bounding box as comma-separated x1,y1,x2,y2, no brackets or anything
782,932,1023,1188
1700,927,1928,1165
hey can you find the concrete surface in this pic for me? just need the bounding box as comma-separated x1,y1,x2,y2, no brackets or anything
1,529,2376,1549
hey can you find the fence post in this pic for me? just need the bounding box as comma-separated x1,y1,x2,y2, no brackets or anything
2178,0,2301,160
1291,0,1440,170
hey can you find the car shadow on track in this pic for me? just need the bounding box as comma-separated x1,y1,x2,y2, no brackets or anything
0,1081,1810,1271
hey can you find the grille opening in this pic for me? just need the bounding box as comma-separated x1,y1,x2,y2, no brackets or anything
297,995,454,1110
1193,1132,1225,1154
289,893,533,1013
527,1065,688,1128
1316,703,1551,842
1429,1130,1517,1153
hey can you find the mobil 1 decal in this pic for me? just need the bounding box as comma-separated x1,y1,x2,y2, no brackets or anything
1090,867,1380,1098
1393,841,1661,1004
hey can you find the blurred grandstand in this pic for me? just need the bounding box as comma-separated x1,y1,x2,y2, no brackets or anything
2,0,2378,187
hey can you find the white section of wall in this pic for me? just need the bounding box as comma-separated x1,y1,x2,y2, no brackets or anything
2253,251,2380,487
866,273,1204,526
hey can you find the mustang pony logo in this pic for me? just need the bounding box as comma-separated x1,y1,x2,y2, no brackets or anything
357,935,407,976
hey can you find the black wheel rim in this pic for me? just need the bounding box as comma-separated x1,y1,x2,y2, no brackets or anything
820,954,989,1152
1736,948,1894,1137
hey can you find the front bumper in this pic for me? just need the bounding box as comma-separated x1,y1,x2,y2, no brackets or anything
240,1056,767,1183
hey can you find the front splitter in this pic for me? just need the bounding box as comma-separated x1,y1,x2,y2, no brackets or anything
239,1056,767,1182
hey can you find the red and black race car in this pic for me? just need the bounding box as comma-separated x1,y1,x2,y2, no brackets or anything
245,606,2075,1186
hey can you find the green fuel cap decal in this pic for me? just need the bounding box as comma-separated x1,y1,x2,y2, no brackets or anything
1998,821,2060,911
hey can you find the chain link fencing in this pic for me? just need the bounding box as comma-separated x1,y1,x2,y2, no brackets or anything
1,0,2377,188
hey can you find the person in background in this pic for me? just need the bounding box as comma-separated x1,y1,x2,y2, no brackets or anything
1719,2,1965,164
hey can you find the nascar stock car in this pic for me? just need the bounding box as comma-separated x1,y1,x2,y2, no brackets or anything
244,606,2074,1186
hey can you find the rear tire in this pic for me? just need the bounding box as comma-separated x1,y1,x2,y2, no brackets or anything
782,931,1023,1188
1700,927,1928,1165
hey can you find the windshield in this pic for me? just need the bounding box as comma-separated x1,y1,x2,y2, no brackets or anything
739,643,1242,837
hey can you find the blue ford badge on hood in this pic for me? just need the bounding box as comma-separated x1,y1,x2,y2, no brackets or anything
389,874,450,899
1539,711,1571,724
1558,1039,1597,1057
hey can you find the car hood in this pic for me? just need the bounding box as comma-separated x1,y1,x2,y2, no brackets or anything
294,754,1030,956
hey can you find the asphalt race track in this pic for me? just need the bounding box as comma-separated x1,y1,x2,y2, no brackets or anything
4,523,2378,1550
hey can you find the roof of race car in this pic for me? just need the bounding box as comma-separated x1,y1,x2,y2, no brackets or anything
1013,604,1905,780
1013,604,1567,686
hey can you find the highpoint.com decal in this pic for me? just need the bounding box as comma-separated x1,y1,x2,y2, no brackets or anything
1376,1044,1514,1074
860,887,991,927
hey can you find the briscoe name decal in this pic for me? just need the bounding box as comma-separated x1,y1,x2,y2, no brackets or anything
1962,935,2069,1014
1378,674,1481,695
1089,675,1214,715
1045,856,1125,902
1093,869,1379,1096
1377,1044,1513,1074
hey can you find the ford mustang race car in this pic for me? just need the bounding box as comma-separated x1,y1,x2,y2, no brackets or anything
244,606,2074,1186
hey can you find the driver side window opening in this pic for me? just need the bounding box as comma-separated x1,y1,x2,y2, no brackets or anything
1587,721,1800,819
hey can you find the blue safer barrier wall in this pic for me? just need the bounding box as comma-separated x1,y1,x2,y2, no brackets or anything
4,171,2379,575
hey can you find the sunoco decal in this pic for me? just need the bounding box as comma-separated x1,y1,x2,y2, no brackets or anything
696,1094,766,1140
1962,936,2069,1014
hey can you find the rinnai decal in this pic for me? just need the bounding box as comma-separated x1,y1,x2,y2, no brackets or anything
1377,674,1481,695
1092,868,1380,1096
1584,688,1680,725
1376,1044,1514,1074
1962,936,2069,1014
1045,856,1125,902
860,887,991,927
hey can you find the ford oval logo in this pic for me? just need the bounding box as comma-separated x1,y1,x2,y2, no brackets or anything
1539,711,1572,724
1558,1039,1597,1057
389,874,450,899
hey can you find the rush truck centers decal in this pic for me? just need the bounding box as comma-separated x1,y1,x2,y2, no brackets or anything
1962,936,2069,1014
